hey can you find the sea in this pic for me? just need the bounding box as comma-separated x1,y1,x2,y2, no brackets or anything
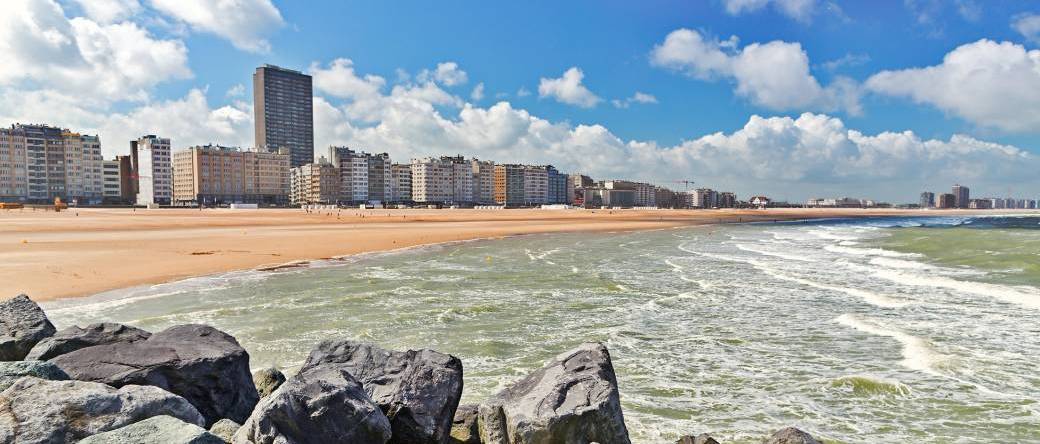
42,214,1040,443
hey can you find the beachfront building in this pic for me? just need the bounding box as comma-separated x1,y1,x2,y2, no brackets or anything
471,159,495,204
0,124,105,204
583,187,635,208
602,180,656,207
656,187,678,208
367,153,392,204
389,163,412,203
172,144,290,206
135,135,172,206
920,192,935,208
102,159,122,203
290,158,340,205
254,65,313,168
522,166,548,206
546,166,569,205
749,196,771,208
952,184,970,209
494,164,526,207
328,147,393,205
718,192,737,208
410,156,474,205
936,193,956,209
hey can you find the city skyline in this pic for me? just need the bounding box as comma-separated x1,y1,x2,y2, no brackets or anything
2,1,1040,200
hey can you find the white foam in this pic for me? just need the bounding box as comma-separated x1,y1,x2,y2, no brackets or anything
761,268,909,308
835,314,946,375
824,245,923,258
869,257,933,270
872,269,1040,310
735,243,814,262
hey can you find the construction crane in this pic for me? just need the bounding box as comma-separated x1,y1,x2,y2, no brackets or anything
673,180,695,191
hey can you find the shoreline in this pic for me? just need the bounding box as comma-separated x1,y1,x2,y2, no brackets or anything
1,207,1004,302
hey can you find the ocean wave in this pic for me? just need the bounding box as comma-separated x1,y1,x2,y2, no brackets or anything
868,257,933,270
824,244,923,258
835,314,947,375
734,244,815,262
872,269,1040,310
760,268,909,308
830,375,912,396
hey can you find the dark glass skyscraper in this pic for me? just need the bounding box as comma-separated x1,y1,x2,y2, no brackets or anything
254,65,313,168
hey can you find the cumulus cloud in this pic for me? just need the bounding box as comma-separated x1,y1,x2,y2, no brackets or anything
612,92,658,108
651,29,861,115
0,0,190,103
866,39,1040,132
149,0,283,53
72,0,141,23
537,67,602,108
470,82,485,101
1013,13,1040,45
417,62,469,86
722,0,818,22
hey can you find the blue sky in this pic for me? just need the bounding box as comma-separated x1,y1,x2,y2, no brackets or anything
2,0,1040,201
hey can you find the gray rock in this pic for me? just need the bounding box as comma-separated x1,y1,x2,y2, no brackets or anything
450,404,480,444
252,367,285,398
677,434,721,444
51,324,258,427
79,415,224,444
300,340,464,444
477,342,630,444
763,427,821,444
0,294,56,361
0,377,205,443
232,364,392,444
209,419,241,443
26,322,151,361
0,360,68,391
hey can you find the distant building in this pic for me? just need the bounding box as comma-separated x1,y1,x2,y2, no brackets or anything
937,193,956,209
718,192,737,208
584,187,635,208
172,145,290,206
471,159,495,204
655,187,678,208
102,159,122,203
410,156,474,205
546,166,569,205
692,188,718,208
116,155,135,203
494,164,525,207
254,65,314,168
920,192,935,208
602,180,655,207
0,124,104,204
952,184,970,209
389,163,412,203
749,196,771,208
290,158,339,205
522,166,548,205
969,199,992,209
328,147,392,204
366,153,392,204
806,197,864,208
135,135,172,205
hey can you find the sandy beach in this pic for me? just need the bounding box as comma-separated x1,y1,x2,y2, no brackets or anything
1,207,977,301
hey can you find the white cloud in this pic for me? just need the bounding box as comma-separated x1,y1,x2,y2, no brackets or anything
516,87,531,97
470,82,485,101
537,67,602,108
0,0,190,103
148,0,283,52
722,0,818,22
72,0,141,23
820,53,870,71
1013,13,1040,45
417,62,468,86
310,58,386,101
866,39,1040,132
651,28,861,114
225,83,246,97
612,91,658,108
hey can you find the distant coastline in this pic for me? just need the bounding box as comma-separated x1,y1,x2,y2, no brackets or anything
0,207,1008,302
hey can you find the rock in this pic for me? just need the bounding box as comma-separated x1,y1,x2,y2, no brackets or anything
79,415,225,444
677,434,721,444
209,419,241,443
0,377,205,443
0,360,68,391
0,294,56,361
252,367,285,398
477,342,630,444
450,404,481,444
300,340,464,444
26,322,151,360
51,324,259,427
232,364,392,444
763,427,821,444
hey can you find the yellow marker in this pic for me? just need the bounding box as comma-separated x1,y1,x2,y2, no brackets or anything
485,256,492,262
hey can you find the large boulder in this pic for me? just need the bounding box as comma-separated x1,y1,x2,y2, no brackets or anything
300,340,464,444
0,377,204,443
0,294,56,361
763,427,821,444
0,360,68,391
252,367,285,398
26,322,151,360
51,324,258,427
79,415,224,444
209,419,242,443
232,364,392,444
450,404,481,444
677,434,721,444
477,342,630,444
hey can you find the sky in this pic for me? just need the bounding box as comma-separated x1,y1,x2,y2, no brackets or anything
2,0,1040,202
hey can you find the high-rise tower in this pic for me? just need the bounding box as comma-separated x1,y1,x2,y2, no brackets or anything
254,64,314,168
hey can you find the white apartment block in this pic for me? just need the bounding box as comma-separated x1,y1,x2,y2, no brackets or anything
329,147,392,204
390,163,412,203
411,157,454,203
102,159,121,200
522,166,548,205
0,124,104,203
135,135,172,205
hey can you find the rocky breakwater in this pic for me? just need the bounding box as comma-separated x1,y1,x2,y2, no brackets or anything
1,294,826,443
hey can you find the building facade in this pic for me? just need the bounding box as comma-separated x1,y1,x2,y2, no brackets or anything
494,164,525,207
102,159,122,202
254,65,314,168
471,159,495,204
389,163,412,203
952,184,970,209
937,193,956,209
546,166,569,205
172,145,290,205
135,135,172,205
920,192,935,208
410,156,474,205
290,158,340,205
329,147,393,204
522,165,548,205
0,124,105,203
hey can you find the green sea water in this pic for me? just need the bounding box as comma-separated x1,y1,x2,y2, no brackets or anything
879,226,1040,287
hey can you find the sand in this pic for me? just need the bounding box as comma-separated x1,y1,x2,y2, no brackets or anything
0,207,982,301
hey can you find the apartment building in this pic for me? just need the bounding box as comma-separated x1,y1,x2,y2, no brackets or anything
471,159,495,204
522,165,548,205
0,124,104,203
135,135,172,205
172,145,290,205
290,157,340,205
494,164,525,207
254,65,313,168
102,159,122,202
410,156,474,204
390,163,412,203
367,153,392,203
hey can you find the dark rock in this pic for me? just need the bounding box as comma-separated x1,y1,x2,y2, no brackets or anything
301,340,464,444
0,360,68,391
26,322,151,360
0,294,56,361
78,415,224,444
677,433,721,444
252,367,285,398
450,404,481,444
763,427,821,444
0,377,204,443
51,324,258,427
209,418,241,443
232,364,392,444
477,342,630,444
